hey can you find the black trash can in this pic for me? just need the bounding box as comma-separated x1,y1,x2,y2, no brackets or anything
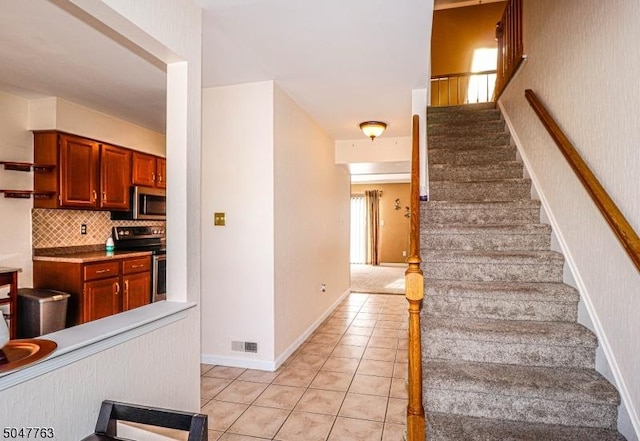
17,288,70,338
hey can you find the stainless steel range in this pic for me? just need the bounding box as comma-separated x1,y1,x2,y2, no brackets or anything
112,226,166,303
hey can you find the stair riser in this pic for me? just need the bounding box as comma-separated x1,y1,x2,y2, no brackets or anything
429,148,516,165
430,164,523,181
422,233,551,251
423,262,564,283
422,206,541,226
430,182,531,202
424,297,578,322
428,120,506,136
429,103,497,112
429,134,511,149
424,390,618,429
424,338,595,369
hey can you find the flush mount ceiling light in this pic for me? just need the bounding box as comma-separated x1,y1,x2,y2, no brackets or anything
359,121,387,140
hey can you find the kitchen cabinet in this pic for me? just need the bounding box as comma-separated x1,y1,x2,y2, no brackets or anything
33,131,132,210
132,152,166,188
122,256,151,311
33,254,151,327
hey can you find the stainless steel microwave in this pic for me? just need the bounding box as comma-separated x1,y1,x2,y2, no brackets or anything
111,186,166,220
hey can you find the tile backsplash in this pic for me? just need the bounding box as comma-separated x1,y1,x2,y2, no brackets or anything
32,208,165,249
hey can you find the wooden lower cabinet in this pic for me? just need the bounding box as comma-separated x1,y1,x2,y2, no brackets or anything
33,254,151,328
84,277,119,322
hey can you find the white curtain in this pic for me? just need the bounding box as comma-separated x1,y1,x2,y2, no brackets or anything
350,196,366,264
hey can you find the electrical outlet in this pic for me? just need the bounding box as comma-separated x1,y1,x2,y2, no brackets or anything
402,250,407,257
81,224,87,235
320,283,326,293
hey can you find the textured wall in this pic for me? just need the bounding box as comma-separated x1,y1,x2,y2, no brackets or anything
499,1,640,438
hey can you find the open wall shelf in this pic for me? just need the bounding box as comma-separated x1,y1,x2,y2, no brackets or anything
0,161,55,172
0,190,55,199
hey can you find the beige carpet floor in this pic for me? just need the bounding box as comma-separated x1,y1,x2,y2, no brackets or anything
350,264,407,295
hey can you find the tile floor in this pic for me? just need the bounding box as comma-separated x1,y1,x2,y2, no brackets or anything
200,293,408,440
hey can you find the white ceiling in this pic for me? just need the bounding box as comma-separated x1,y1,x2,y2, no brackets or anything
0,1,432,141
196,0,431,140
0,0,166,132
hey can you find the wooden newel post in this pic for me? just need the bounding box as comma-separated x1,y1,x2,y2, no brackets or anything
406,257,425,441
405,114,426,440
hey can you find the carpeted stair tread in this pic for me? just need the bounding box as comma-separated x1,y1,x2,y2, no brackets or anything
422,223,552,251
425,280,579,303
424,359,619,405
424,317,596,368
424,316,596,348
429,145,516,165
427,413,627,441
429,161,523,181
428,120,506,136
424,281,579,322
423,223,551,236
422,200,542,225
428,132,511,149
424,249,564,264
430,179,532,202
428,102,497,112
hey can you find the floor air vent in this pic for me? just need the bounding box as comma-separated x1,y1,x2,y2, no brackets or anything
232,341,258,353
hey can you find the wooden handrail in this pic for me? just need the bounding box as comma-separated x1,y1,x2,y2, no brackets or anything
405,114,425,440
525,89,640,272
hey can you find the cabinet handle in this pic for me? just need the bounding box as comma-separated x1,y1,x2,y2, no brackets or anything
102,191,107,202
152,173,156,182
115,282,120,295
124,280,129,293
131,264,143,269
158,175,163,183
95,269,110,274
92,190,97,202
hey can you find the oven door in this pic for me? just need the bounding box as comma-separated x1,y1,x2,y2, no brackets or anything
152,254,167,302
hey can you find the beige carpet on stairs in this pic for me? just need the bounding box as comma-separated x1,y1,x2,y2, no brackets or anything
350,264,406,294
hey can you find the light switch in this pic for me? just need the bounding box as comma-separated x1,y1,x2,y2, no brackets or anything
214,212,226,226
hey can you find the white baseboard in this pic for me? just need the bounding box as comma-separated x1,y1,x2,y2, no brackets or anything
273,287,351,370
499,101,640,440
200,287,352,372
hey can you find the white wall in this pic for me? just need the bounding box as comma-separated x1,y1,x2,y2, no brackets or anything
0,91,34,287
273,84,350,358
201,81,276,367
29,97,166,156
499,0,640,438
200,82,351,369
0,0,202,437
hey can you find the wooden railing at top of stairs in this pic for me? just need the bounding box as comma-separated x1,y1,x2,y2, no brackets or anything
494,0,524,101
406,114,425,440
525,90,640,272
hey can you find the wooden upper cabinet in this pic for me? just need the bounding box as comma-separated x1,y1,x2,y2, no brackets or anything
156,157,166,188
59,134,99,208
132,152,165,188
100,144,131,210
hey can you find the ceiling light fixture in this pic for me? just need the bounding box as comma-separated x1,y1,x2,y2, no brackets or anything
359,121,387,140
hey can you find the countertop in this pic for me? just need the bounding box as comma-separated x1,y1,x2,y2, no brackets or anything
33,249,152,264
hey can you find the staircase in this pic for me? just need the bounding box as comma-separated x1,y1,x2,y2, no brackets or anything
420,103,626,440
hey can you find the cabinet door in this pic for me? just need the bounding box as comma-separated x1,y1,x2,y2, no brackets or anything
100,144,131,210
123,272,151,311
60,134,99,208
132,152,156,187
84,278,120,322
156,157,166,189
